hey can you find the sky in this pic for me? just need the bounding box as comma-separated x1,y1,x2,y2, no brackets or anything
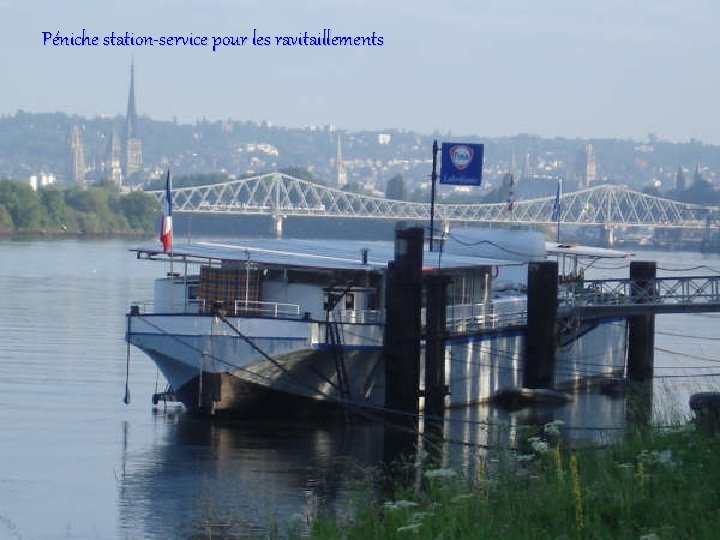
1,0,719,144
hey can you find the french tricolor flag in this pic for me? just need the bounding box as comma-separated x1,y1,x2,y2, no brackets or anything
160,169,173,252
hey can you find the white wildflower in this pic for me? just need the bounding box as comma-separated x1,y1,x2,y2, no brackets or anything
544,419,565,436
637,449,674,467
516,454,535,462
639,534,660,540
655,449,673,464
410,511,434,522
451,493,474,504
397,523,422,533
476,479,498,489
424,468,457,479
383,499,419,510
531,439,549,453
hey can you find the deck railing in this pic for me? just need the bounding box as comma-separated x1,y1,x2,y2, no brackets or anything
131,298,532,331
231,300,301,318
129,299,302,318
332,310,384,324
443,299,527,332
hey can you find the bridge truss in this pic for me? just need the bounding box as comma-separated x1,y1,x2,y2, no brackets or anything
150,172,717,228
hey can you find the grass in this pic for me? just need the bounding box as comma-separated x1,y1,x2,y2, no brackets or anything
310,423,720,539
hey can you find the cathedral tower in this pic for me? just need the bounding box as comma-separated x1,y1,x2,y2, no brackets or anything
123,61,142,179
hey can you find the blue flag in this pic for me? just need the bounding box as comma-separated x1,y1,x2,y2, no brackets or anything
551,180,561,221
440,143,484,185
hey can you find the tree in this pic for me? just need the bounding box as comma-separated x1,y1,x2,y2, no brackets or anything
0,179,161,234
408,186,429,203
40,187,68,227
0,203,13,232
342,181,363,194
482,186,508,204
145,172,230,191
385,174,407,200
279,167,316,182
676,179,720,205
0,180,47,230
117,191,160,230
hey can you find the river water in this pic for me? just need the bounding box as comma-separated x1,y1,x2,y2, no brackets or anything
1,238,719,539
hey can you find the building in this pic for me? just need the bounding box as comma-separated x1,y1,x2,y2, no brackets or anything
693,163,703,186
69,125,85,186
676,165,686,191
576,143,597,189
123,61,142,179
336,133,347,187
520,152,532,181
107,126,123,186
29,172,56,191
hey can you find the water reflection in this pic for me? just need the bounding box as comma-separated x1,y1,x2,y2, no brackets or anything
118,388,636,538
118,411,386,538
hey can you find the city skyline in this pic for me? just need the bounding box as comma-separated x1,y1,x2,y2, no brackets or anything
1,1,719,144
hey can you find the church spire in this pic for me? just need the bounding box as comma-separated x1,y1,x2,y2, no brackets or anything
123,60,142,179
125,60,138,139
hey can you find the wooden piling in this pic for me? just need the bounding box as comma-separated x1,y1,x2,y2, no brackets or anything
627,261,656,382
384,226,424,417
425,272,450,417
524,261,558,388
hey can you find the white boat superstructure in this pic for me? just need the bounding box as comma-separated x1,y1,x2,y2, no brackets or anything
126,230,631,416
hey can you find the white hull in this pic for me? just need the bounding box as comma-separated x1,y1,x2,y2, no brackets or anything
129,313,626,415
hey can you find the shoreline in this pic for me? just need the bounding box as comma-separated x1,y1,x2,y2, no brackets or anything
0,231,156,240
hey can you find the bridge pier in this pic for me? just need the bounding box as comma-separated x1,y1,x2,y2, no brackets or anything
602,225,616,247
627,261,656,382
273,214,283,239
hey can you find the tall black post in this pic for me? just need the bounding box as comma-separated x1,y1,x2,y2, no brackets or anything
429,140,439,252
627,261,656,382
384,226,424,417
425,273,450,417
524,261,558,388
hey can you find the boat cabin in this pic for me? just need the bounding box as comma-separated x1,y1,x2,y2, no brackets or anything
132,239,511,325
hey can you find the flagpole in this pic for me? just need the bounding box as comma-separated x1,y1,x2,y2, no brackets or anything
430,139,438,252
556,179,562,244
169,168,174,274
161,168,174,274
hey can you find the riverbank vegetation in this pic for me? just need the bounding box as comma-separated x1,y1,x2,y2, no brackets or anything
0,179,159,235
310,423,720,539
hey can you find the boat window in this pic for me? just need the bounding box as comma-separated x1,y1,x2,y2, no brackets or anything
187,284,199,300
345,293,355,310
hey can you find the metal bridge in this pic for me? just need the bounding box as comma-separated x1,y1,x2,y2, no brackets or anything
560,275,720,318
150,172,718,229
